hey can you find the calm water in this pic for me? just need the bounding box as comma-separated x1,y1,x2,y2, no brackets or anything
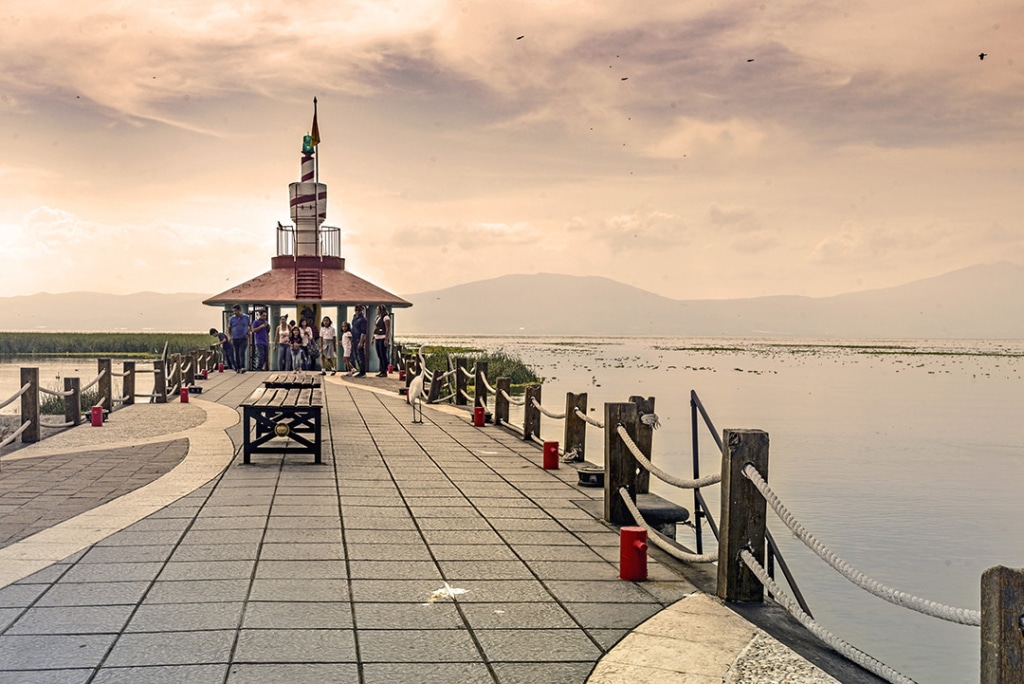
407,336,1024,684
3,338,1023,682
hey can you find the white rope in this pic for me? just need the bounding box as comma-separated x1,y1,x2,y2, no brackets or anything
111,369,132,378
615,425,722,489
80,369,107,392
739,550,916,684
499,388,526,406
742,465,980,626
619,488,717,563
38,386,75,398
0,383,32,410
422,368,434,381
478,375,497,394
476,395,486,408
528,433,545,447
112,395,127,405
133,368,156,374
0,420,33,449
180,361,192,374
574,407,604,428
38,418,75,429
531,397,565,420
458,389,473,402
433,392,456,403
459,366,474,379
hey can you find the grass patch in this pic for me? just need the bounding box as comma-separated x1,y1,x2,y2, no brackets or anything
0,332,212,357
398,341,541,387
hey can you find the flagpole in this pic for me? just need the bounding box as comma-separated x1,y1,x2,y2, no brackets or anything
313,97,319,256
313,97,319,183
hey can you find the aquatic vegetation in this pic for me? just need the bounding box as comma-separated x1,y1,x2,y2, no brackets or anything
0,332,211,357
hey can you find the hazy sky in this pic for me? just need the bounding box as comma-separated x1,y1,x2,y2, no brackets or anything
1,1,1022,300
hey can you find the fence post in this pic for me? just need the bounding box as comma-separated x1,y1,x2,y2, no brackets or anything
171,354,183,395
185,352,196,387
495,378,510,425
428,372,442,404
603,402,638,525
97,358,112,411
122,361,135,406
64,377,81,426
455,358,468,406
981,565,1024,684
154,359,167,404
717,428,770,603
19,368,40,444
564,392,587,461
474,361,489,411
523,384,541,441
629,396,656,494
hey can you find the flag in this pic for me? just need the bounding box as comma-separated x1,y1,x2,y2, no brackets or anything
310,102,321,148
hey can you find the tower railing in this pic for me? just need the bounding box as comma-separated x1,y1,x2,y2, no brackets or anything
275,224,342,258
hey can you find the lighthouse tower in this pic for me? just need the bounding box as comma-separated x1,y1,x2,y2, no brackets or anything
203,107,411,371
289,143,327,257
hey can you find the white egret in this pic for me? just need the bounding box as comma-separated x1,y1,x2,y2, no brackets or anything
408,345,428,424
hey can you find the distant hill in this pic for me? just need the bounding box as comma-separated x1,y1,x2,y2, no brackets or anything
2,262,1023,338
398,262,1024,339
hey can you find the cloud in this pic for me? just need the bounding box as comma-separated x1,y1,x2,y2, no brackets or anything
565,211,689,250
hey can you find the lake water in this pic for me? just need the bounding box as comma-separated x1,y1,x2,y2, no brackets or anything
3,337,1023,682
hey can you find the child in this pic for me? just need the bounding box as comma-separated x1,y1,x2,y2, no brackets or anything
319,316,337,376
340,321,354,375
209,328,234,370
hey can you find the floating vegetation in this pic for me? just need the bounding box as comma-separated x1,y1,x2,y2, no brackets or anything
0,332,210,357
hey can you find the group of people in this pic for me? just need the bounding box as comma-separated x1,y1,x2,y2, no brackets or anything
211,304,392,377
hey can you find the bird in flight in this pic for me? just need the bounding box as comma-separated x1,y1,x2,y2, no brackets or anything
979,52,987,60
516,35,524,40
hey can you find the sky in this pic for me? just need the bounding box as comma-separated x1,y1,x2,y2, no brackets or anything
1,0,1022,301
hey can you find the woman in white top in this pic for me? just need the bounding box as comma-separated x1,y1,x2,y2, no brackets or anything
275,315,291,371
340,321,354,375
319,317,337,375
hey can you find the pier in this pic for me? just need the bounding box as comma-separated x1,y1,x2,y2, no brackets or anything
0,370,868,683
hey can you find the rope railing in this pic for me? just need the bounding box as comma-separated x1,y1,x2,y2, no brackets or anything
739,550,916,684
458,389,473,403
459,366,475,379
110,369,133,378
0,383,32,411
619,488,718,563
478,375,498,394
616,425,722,489
37,386,75,398
499,388,526,406
530,397,565,420
132,368,157,374
433,391,456,403
476,395,486,409
0,420,32,450
80,369,107,392
38,418,75,429
574,407,604,428
741,464,980,626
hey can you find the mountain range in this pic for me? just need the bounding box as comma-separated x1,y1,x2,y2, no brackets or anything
2,262,1023,339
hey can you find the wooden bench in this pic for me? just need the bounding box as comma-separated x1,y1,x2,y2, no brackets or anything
264,373,322,389
240,385,323,464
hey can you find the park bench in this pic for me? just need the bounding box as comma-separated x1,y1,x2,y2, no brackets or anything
263,372,322,389
240,378,323,464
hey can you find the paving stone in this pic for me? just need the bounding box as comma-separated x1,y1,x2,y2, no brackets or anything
0,633,117,669
358,628,480,662
171,543,260,562
258,542,344,561
362,662,494,684
91,664,229,683
242,601,353,629
350,579,454,603
104,629,235,666
61,562,165,583
524,561,619,581
226,663,360,683
0,668,93,684
438,560,535,581
354,602,464,630
249,579,348,602
126,602,244,632
345,543,432,561
79,545,174,564
253,560,347,580
7,604,134,635
144,579,251,604
36,581,150,607
349,560,442,580
475,628,603,662
490,661,595,684
565,602,663,629
461,602,577,629
158,560,256,581
588,628,631,651
0,583,48,608
262,528,343,544
233,628,357,663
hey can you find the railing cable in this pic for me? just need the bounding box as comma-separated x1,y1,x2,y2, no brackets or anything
531,397,565,420
619,488,717,563
0,383,32,411
742,464,980,626
0,420,33,450
574,407,604,428
499,388,526,406
616,425,721,489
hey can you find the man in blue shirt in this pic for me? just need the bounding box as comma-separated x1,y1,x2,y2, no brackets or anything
350,305,368,377
251,310,270,371
228,305,251,373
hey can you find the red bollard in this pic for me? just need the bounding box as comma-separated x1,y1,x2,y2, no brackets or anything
90,406,103,427
218,363,224,373
180,387,189,403
399,369,406,381
387,364,394,374
473,406,485,427
202,368,208,380
619,526,648,581
543,441,559,469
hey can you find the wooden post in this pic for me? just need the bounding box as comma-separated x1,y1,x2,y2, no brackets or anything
523,384,541,441
428,372,442,404
98,358,112,410
474,361,489,411
154,359,167,404
563,392,587,462
603,402,638,525
20,368,39,444
185,352,196,386
455,358,468,406
629,395,656,494
981,565,1024,684
495,377,510,425
122,361,135,406
171,354,182,394
64,377,81,426
717,428,770,603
